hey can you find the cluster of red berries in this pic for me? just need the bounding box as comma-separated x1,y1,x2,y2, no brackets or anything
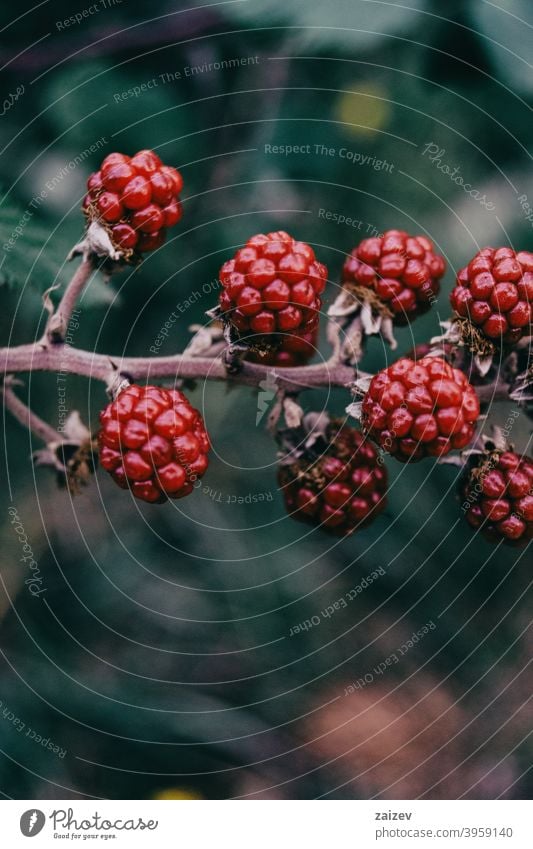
218,231,328,338
341,230,447,324
450,247,533,345
279,423,387,535
461,451,533,544
83,150,183,255
83,191,528,552
361,356,480,461
98,384,209,503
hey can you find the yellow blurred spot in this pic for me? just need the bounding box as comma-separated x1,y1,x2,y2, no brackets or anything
152,788,203,800
335,83,390,137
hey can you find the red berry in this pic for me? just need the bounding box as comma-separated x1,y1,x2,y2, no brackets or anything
461,451,533,545
451,247,533,344
218,232,327,339
102,162,135,193
237,286,262,316
137,230,165,252
470,272,494,299
483,313,508,338
341,230,446,324
278,252,308,283
470,301,491,324
279,422,387,536
248,312,274,334
160,165,183,195
131,204,165,234
481,469,507,497
247,258,276,288
362,357,480,461
277,305,303,331
121,176,151,209
101,152,130,171
87,171,103,196
130,150,159,176
162,200,182,228
150,171,174,205
83,150,184,257
262,279,290,310
96,192,123,223
98,384,209,503
489,282,518,312
111,223,138,249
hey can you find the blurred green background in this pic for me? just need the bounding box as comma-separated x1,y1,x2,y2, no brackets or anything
0,0,532,799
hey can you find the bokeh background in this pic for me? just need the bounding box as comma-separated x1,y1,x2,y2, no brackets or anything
0,0,532,800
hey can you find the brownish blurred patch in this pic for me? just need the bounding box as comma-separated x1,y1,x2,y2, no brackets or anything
303,672,518,799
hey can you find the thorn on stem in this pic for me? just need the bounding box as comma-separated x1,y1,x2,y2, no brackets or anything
223,345,246,375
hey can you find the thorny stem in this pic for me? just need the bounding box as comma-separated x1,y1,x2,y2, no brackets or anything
45,255,96,343
1,379,61,444
0,337,514,449
0,342,362,393
475,379,517,405
0,253,525,446
1,255,362,391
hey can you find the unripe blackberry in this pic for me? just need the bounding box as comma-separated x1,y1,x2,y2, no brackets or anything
98,384,209,503
279,422,387,535
341,230,446,324
460,450,533,545
84,150,183,258
450,247,533,346
218,231,327,340
361,356,480,461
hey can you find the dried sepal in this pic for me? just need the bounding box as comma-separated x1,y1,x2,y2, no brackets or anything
510,364,533,405
345,401,363,421
327,285,398,361
474,352,495,377
441,316,497,360
61,439,98,494
33,411,97,495
283,396,304,429
70,220,125,263
184,323,225,358
276,410,332,466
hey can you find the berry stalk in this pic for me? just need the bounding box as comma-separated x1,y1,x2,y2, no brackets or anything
1,378,61,444
45,255,96,343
